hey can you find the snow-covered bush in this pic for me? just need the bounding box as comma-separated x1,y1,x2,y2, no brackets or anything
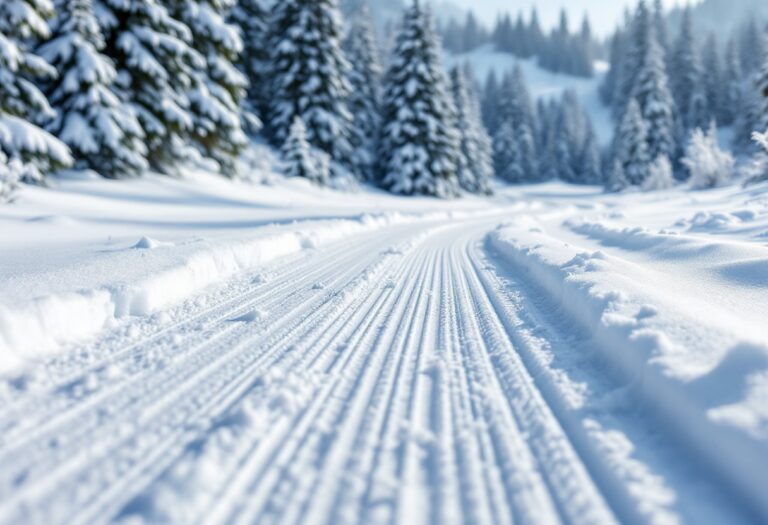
281,117,330,186
606,158,630,193
0,151,22,202
642,155,675,191
682,125,735,189
753,131,768,154
744,131,768,185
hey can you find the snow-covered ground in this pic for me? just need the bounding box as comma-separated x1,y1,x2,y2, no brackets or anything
1,173,767,524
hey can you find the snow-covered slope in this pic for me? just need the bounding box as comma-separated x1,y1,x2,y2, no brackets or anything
0,172,767,524
446,45,614,144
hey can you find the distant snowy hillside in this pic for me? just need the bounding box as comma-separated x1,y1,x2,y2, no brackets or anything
447,45,613,145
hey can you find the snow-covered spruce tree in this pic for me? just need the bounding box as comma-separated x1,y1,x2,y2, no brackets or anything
492,67,537,183
0,0,72,183
606,157,630,192
96,0,201,174
482,71,500,134
739,18,766,76
0,152,23,202
536,98,561,181
379,2,461,197
343,6,382,182
755,35,768,138
670,8,708,132
450,66,493,194
268,0,354,178
702,34,723,126
172,0,249,177
555,90,600,184
579,125,604,185
229,0,271,123
632,26,676,163
615,99,651,187
601,28,626,106
40,0,147,178
652,0,669,55
613,1,652,121
492,120,520,182
282,116,328,184
682,123,735,189
721,38,743,127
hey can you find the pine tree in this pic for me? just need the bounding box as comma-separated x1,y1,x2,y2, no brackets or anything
229,0,271,123
721,38,742,127
493,67,537,183
670,8,707,132
614,1,652,121
554,91,586,183
579,126,603,185
450,66,493,194
653,0,669,55
173,0,249,177
269,0,354,177
528,8,544,55
601,29,626,106
493,120,521,182
632,27,676,162
282,116,327,184
606,157,630,192
481,71,500,134
379,2,460,197
536,98,561,181
616,99,650,186
96,0,202,174
462,12,485,52
344,6,382,182
0,0,72,182
702,34,722,125
739,19,766,76
755,33,768,137
40,0,147,178
0,151,22,201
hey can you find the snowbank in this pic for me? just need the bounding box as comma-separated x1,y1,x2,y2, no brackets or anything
0,211,456,374
489,222,768,519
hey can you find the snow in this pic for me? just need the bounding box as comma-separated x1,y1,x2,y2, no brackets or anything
0,169,767,524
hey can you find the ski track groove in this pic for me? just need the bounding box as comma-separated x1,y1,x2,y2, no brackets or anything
0,230,394,434
0,217,748,525
0,225,431,525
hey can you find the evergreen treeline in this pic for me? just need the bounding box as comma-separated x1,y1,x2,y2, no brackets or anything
0,0,495,198
3,0,768,200
601,0,768,190
442,8,599,78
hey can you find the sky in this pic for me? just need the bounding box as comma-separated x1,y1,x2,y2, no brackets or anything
446,0,693,37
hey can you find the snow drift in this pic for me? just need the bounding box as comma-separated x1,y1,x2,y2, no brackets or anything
489,221,768,519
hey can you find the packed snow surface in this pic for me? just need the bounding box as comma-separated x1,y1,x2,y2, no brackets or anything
0,172,767,524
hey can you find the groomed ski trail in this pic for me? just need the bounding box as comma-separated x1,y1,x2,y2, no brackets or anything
0,218,756,525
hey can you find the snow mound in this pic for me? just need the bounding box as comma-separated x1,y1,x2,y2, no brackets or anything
0,211,465,374
489,222,768,518
133,236,173,250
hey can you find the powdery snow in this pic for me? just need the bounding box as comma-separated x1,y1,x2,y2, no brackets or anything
0,172,766,524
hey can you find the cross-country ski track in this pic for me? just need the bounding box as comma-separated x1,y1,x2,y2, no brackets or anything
0,217,762,525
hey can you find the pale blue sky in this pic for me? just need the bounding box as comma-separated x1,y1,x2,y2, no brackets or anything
447,0,693,37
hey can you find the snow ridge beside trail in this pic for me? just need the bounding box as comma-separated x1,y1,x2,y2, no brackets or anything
489,221,768,521
0,211,473,374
